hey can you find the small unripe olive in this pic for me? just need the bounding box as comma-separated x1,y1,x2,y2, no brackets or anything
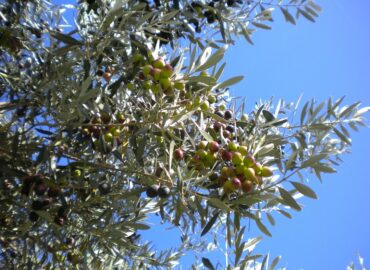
174,81,185,90
228,141,238,151
232,152,243,165
243,167,256,179
208,95,217,104
238,146,248,156
73,169,82,178
152,58,165,69
200,100,210,111
223,181,235,194
160,77,173,90
104,132,114,142
142,64,153,77
241,113,249,121
198,141,208,150
261,166,273,177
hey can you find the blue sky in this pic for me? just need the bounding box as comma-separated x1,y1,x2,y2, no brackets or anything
53,1,370,268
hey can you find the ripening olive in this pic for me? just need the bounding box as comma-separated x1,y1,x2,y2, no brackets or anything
242,180,254,193
174,148,185,160
231,177,242,189
224,110,233,120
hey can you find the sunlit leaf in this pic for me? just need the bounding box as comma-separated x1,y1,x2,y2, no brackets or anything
290,181,318,199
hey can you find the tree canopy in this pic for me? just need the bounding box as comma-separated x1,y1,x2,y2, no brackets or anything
0,0,369,269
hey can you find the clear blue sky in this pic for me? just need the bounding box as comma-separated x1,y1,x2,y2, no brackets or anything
54,1,370,268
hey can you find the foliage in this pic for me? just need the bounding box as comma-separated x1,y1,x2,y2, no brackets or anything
0,0,368,269
347,254,367,270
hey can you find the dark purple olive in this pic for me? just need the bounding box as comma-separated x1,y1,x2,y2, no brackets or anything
157,185,170,198
146,184,159,198
29,212,39,222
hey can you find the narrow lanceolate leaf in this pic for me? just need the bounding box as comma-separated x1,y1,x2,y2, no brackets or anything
125,222,150,230
278,187,301,211
301,153,327,168
339,102,361,118
51,31,83,46
201,211,220,236
191,119,213,142
208,198,230,212
298,8,316,22
315,163,337,173
216,75,244,89
196,47,226,71
266,213,275,226
100,6,124,30
269,256,281,270
290,181,318,199
354,106,370,118
169,140,175,173
277,209,292,219
262,110,275,122
202,257,216,270
261,253,270,270
255,219,272,237
251,22,272,30
300,101,309,125
333,127,352,144
243,236,263,252
280,8,296,25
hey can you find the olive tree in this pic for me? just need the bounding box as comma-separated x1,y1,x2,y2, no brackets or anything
0,0,368,269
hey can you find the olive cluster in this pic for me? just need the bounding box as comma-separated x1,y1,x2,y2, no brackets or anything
82,111,126,151
136,56,185,97
190,2,217,25
145,184,171,199
218,143,272,194
170,106,272,195
183,73,218,112
22,169,112,225
191,140,272,194
20,174,70,224
188,0,244,32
